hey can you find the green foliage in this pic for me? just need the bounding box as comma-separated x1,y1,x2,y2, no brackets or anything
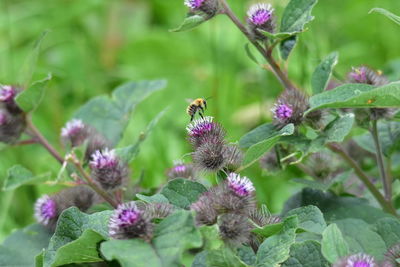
282,240,329,267
15,73,52,112
369,8,400,26
171,14,209,32
160,178,207,209
252,222,284,238
206,247,250,267
321,224,349,263
311,52,338,95
74,80,166,146
2,165,50,191
285,205,326,234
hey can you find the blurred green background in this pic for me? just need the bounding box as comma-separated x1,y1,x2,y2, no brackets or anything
0,0,399,241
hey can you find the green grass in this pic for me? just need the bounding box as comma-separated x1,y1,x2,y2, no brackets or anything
0,0,399,240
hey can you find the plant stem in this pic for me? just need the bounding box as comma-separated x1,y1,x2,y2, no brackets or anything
370,120,391,200
72,158,118,208
218,0,296,91
327,143,397,216
26,118,64,164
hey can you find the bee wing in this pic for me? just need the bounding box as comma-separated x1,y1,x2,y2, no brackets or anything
185,98,194,104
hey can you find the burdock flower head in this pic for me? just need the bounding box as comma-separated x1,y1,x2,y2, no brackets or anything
61,119,88,147
193,138,226,172
191,191,218,225
90,149,128,190
34,195,57,226
0,108,25,144
333,253,376,267
167,161,197,180
218,213,252,246
187,116,225,148
227,173,255,197
222,144,243,171
247,3,276,40
0,85,21,114
109,201,152,240
382,243,400,267
348,66,388,86
184,0,219,16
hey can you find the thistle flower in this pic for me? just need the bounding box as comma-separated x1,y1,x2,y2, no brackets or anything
227,173,255,197
144,203,175,220
0,108,25,144
272,90,308,127
306,152,336,180
333,253,376,267
218,213,252,246
187,116,225,148
248,207,281,227
191,192,218,225
61,119,88,147
34,195,57,226
192,138,226,172
90,149,128,190
348,66,388,86
0,85,16,103
109,202,152,240
184,0,219,16
54,185,100,212
223,145,243,171
247,3,276,40
167,161,197,180
259,150,280,173
382,243,400,267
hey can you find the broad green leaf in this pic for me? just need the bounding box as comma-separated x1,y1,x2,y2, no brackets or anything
373,217,400,248
317,113,354,144
241,124,294,170
282,240,329,267
170,14,209,32
0,224,52,267
311,52,338,95
19,30,49,88
280,0,318,34
199,225,223,250
2,165,50,191
43,207,112,267
237,246,257,266
15,73,52,112
306,81,400,114
51,230,104,266
259,30,296,41
321,224,349,263
115,109,166,163
369,8,400,26
74,80,166,146
285,205,326,234
207,247,250,267
239,123,278,148
101,239,162,267
252,222,284,238
280,36,297,60
160,178,207,209
136,193,169,203
335,219,387,261
153,210,202,267
192,251,208,267
256,216,298,267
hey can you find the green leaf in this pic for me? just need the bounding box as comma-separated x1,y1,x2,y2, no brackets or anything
115,109,166,163
239,123,278,149
369,8,400,26
282,240,329,267
199,225,223,250
285,205,326,234
153,210,202,267
280,36,297,60
160,178,207,209
207,247,250,267
15,73,52,112
192,251,208,267
311,52,338,95
252,222,284,238
237,246,257,266
136,193,169,203
292,170,352,191
101,239,162,267
43,207,112,267
335,218,387,261
280,0,318,34
2,165,50,191
74,80,166,146
321,224,349,263
19,30,49,88
170,14,209,32
373,217,400,248
0,224,52,267
306,81,400,114
241,124,294,170
256,216,298,267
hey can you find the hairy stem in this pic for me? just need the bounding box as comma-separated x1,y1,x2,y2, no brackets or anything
327,143,397,216
218,0,296,91
26,118,64,164
371,120,391,201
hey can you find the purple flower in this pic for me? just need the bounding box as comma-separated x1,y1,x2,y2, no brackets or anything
61,119,85,139
349,67,368,83
90,149,118,169
273,103,293,121
227,173,255,197
187,116,225,149
167,161,196,179
334,253,376,267
187,116,215,137
0,85,16,103
34,195,57,225
247,3,274,26
184,0,206,9
109,202,152,239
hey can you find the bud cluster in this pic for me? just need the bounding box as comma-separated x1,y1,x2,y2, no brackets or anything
187,116,243,172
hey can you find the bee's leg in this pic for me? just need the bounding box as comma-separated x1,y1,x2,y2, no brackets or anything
190,114,194,121
199,112,204,119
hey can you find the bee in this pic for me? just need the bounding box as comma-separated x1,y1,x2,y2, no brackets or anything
187,98,207,121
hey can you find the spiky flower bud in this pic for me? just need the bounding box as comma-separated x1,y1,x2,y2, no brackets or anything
227,173,255,197
382,243,400,267
144,203,175,220
187,116,225,149
34,195,57,226
247,3,276,40
193,138,226,172
61,119,90,147
167,161,197,180
306,152,336,180
184,0,219,16
218,213,252,246
223,145,243,171
90,149,128,191
248,207,281,227
333,253,376,267
0,108,25,144
259,150,280,173
109,202,152,240
191,192,218,225
0,85,22,114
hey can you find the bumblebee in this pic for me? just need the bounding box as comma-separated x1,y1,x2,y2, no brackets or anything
187,98,207,121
